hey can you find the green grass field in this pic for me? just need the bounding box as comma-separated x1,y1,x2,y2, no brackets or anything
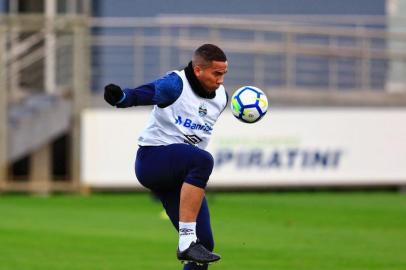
1,192,406,270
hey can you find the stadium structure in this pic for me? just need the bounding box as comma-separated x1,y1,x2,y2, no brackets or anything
1,0,406,193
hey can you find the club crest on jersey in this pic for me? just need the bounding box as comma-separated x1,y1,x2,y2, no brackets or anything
198,102,207,117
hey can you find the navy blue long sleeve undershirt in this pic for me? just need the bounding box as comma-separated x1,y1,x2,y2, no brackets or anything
116,72,183,108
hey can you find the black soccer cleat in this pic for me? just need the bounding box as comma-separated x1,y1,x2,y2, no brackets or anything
177,242,221,265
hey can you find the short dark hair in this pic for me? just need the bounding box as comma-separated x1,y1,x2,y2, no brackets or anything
192,44,227,68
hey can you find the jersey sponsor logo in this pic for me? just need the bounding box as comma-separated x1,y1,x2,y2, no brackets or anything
175,116,183,124
175,116,213,134
183,134,203,145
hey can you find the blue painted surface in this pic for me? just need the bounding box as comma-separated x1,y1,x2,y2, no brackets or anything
0,0,6,13
93,0,385,17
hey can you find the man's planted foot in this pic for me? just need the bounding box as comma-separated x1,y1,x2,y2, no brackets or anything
177,242,221,265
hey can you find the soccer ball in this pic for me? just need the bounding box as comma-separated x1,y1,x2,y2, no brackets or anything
230,86,268,123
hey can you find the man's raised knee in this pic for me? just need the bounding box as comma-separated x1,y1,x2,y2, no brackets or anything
184,150,214,188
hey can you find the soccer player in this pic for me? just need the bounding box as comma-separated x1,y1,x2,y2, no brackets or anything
104,44,228,269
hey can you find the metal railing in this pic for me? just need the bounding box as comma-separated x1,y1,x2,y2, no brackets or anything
3,15,77,102
3,14,406,102
2,14,406,192
0,14,90,192
90,15,406,94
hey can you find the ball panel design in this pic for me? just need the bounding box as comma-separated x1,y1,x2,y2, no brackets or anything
238,89,258,105
230,86,268,123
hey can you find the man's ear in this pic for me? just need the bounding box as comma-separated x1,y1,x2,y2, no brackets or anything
193,65,202,77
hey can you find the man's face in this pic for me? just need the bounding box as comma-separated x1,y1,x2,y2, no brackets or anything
194,61,228,92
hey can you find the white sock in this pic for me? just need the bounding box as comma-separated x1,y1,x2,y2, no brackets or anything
178,222,197,252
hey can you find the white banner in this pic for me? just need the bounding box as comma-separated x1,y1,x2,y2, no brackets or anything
82,108,406,188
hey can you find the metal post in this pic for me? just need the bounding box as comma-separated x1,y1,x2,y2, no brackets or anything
81,0,92,15
134,28,145,86
29,144,51,194
67,0,77,14
386,0,406,92
160,26,171,75
178,28,190,66
45,0,56,94
9,0,19,12
328,36,338,91
23,0,57,194
0,26,7,189
360,36,370,91
9,0,20,101
209,27,220,42
254,31,265,88
71,17,90,191
285,32,295,90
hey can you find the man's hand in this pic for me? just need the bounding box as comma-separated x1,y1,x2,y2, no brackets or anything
104,84,124,106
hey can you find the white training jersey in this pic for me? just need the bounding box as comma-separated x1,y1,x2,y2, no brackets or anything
138,70,227,149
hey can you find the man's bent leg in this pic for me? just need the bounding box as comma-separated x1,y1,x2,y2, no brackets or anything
136,144,219,265
154,190,216,269
176,185,220,264
178,183,204,252
183,197,215,270
180,183,205,222
176,148,219,264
